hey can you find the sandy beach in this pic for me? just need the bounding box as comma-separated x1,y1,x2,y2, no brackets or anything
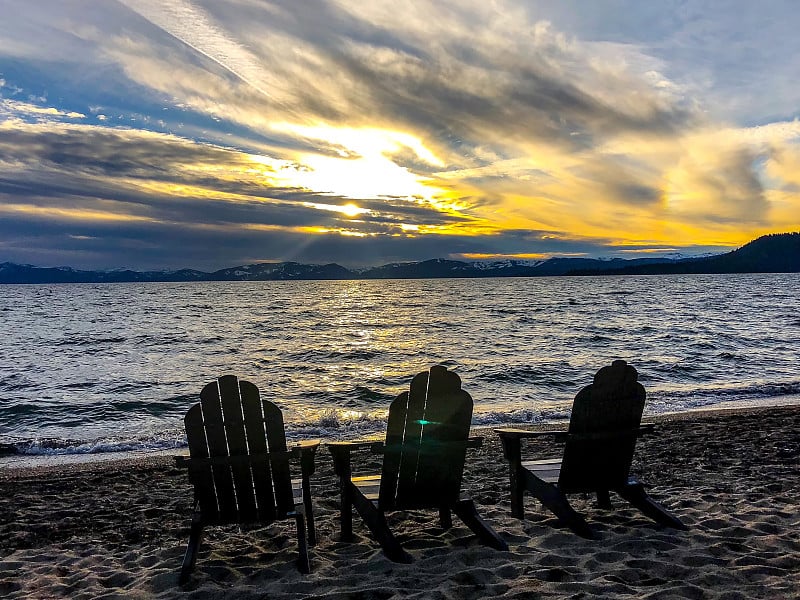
1,405,799,599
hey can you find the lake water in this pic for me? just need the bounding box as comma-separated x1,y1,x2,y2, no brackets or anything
1,273,799,458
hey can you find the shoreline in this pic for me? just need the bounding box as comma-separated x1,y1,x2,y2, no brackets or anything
2,404,799,598
3,395,799,473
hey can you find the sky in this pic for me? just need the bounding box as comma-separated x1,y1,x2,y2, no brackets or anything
1,0,799,270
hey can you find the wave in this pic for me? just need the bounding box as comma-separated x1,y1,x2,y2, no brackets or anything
54,336,127,346
0,373,38,392
472,406,572,426
472,363,578,388
286,348,386,362
640,380,800,417
651,380,800,403
2,436,187,457
3,380,799,458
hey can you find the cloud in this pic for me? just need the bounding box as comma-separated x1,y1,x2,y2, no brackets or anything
0,119,480,246
0,0,798,269
666,148,768,225
0,99,85,120
118,0,274,98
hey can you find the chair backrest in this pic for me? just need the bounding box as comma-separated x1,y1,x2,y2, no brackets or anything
558,360,646,492
184,375,294,525
378,365,473,510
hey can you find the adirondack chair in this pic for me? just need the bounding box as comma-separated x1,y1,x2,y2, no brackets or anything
328,365,508,562
175,375,319,583
496,360,686,538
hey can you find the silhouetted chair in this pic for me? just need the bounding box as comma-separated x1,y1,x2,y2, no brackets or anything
328,365,508,562
176,375,319,583
496,360,686,538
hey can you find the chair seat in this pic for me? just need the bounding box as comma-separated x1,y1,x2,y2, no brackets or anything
352,474,382,501
291,477,305,506
521,458,562,483
351,474,474,508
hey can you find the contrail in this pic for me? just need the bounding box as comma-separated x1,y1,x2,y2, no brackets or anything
119,0,273,99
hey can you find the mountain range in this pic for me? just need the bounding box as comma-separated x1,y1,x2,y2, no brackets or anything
1,233,797,284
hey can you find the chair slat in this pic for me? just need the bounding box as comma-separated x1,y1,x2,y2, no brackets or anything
393,370,429,505
199,380,238,520
240,383,276,522
263,399,294,515
523,458,563,467
410,367,472,505
378,391,408,508
219,376,258,522
184,404,219,522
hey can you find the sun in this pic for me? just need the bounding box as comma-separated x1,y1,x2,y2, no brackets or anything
267,122,450,203
341,203,363,217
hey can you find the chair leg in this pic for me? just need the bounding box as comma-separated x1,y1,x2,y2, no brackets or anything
500,437,526,519
350,484,412,563
596,489,612,509
439,506,453,530
302,477,317,546
509,463,526,519
294,512,311,574
522,471,594,539
453,498,508,551
616,481,687,530
340,478,353,542
179,514,204,585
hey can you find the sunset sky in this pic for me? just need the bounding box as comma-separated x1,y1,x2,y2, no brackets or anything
1,0,799,270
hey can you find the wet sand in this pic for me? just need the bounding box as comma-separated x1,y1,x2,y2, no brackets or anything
1,405,799,599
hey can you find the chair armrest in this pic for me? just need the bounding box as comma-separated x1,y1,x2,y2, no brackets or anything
466,436,483,448
495,428,569,464
495,427,569,441
328,440,384,452
327,440,385,478
293,439,322,450
495,424,653,439
292,439,321,478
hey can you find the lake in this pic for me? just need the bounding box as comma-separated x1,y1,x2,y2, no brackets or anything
1,273,798,457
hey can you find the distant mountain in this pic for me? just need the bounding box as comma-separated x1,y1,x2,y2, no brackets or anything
207,261,353,281
1,233,797,284
0,262,207,284
577,233,800,276
359,258,545,278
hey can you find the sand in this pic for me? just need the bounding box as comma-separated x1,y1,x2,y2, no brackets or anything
1,405,799,599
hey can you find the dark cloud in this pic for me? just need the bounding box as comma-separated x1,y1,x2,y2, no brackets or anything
246,2,695,162
0,208,485,269
612,182,662,205
0,121,489,269
3,1,698,164
0,126,239,174
680,147,768,224
2,0,795,270
573,157,663,206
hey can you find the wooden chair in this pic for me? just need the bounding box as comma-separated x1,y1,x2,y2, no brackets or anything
496,360,686,538
176,375,319,583
328,365,508,562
